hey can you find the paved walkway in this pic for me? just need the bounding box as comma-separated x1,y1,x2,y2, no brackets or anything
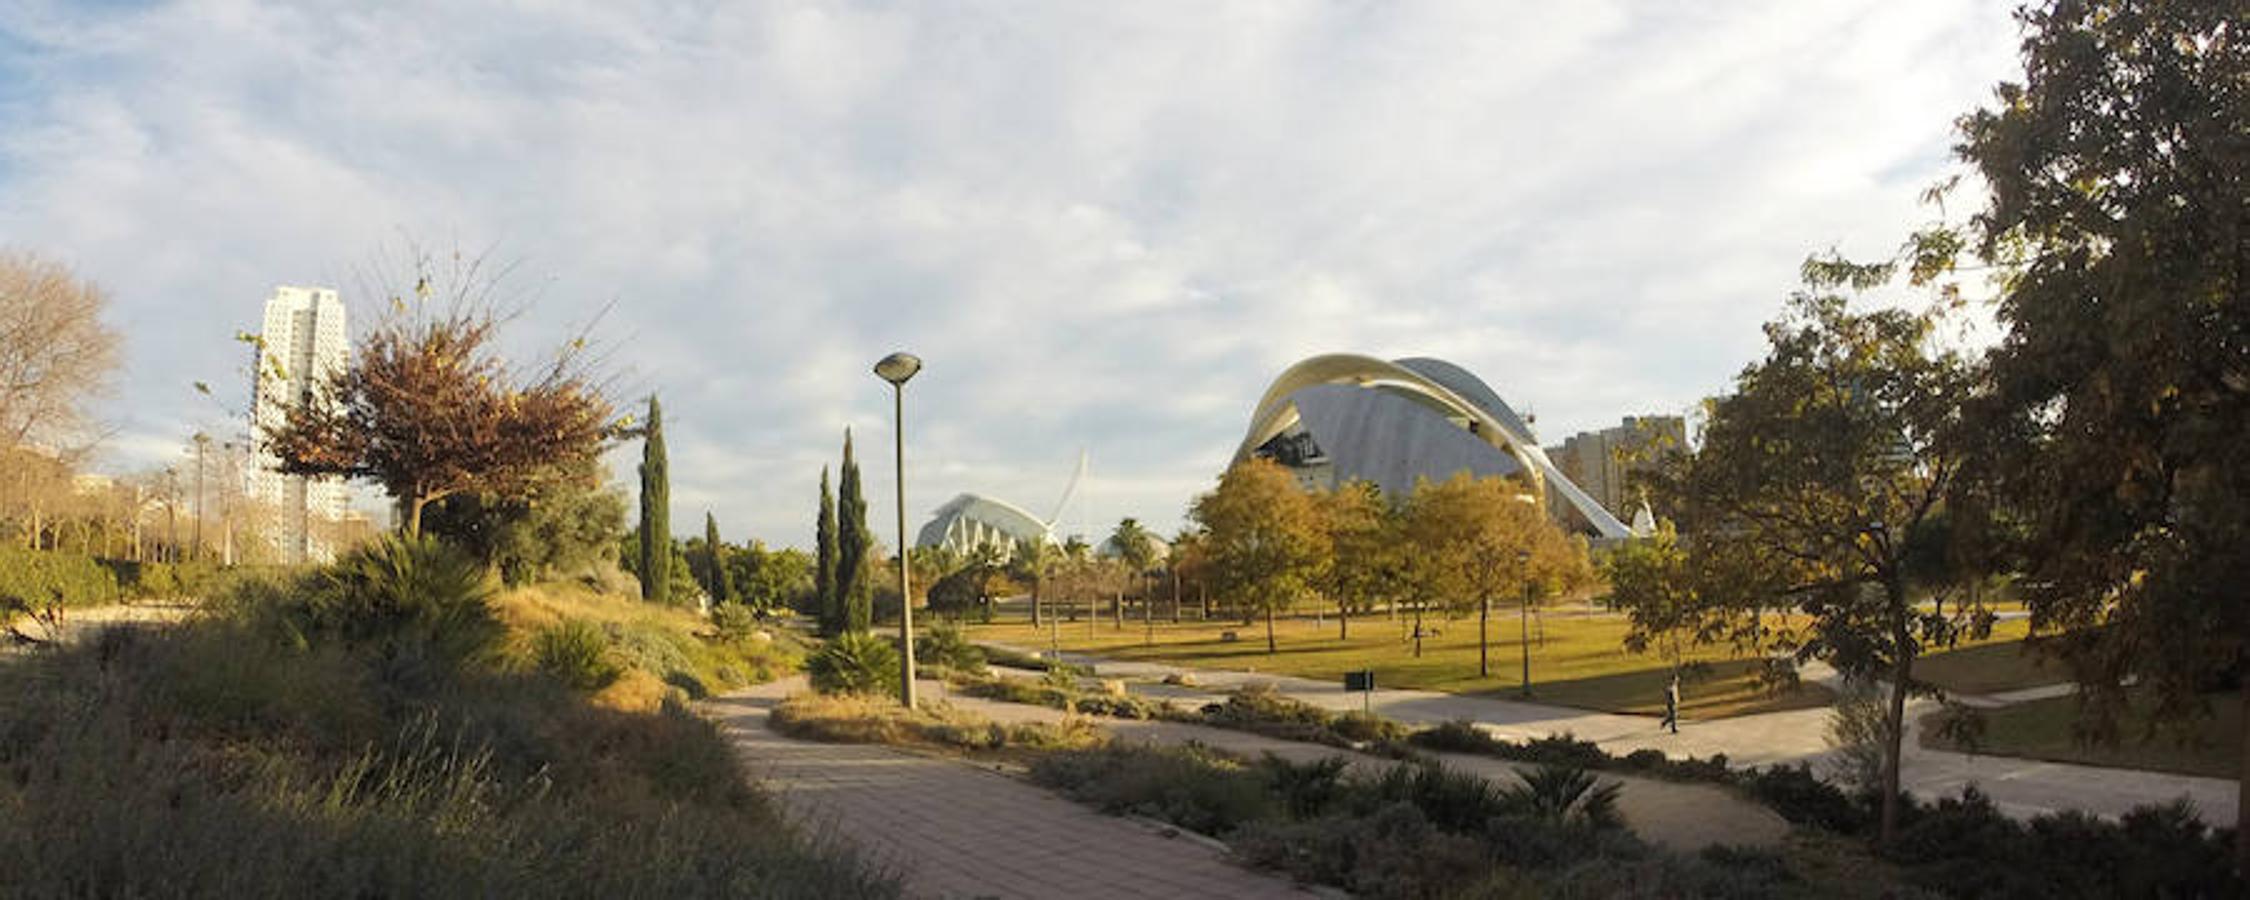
705,678,1318,900
989,641,2240,826
934,682,1788,851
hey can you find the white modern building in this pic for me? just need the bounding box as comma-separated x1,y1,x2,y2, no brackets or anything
1233,354,1634,540
250,285,351,563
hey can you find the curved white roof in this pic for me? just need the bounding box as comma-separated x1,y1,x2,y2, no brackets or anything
915,492,1055,556
1233,353,1632,539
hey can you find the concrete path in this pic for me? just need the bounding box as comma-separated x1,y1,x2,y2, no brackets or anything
989,642,2240,827
932,682,1789,851
705,678,1318,900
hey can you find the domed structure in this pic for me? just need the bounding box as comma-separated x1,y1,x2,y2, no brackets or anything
1232,354,1632,539
915,493,1054,559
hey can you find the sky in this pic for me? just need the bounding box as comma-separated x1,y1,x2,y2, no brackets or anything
0,1,2025,548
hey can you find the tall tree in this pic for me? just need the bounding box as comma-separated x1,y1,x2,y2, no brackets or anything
1317,480,1395,641
265,255,611,539
1953,0,2249,866
0,251,120,454
702,511,733,607
1190,459,1324,653
637,396,671,604
815,466,838,634
1109,517,1155,633
1014,536,1059,627
1654,284,1983,847
834,429,873,633
1404,473,1574,680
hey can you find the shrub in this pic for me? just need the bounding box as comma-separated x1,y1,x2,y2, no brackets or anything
711,601,759,641
806,632,901,696
0,545,119,626
1499,766,1622,830
532,619,623,691
914,621,985,674
1334,710,1409,743
1824,677,1888,792
1233,803,1495,900
1739,764,1867,834
281,536,505,681
1029,743,1275,836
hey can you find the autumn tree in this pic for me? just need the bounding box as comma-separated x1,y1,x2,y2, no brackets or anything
0,250,120,454
1653,280,1983,847
637,396,671,604
1316,479,1397,641
1191,459,1323,653
264,257,612,540
1404,473,1577,681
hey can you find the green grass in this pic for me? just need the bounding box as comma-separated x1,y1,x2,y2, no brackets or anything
976,606,2037,719
1921,689,2240,779
975,608,1838,717
1912,636,2068,696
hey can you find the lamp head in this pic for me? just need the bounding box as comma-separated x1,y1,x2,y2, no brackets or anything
874,352,922,386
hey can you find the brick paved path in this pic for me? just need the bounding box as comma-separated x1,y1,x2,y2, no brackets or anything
706,679,1318,900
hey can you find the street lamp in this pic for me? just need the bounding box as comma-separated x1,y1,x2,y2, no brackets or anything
1517,549,1534,699
874,351,923,709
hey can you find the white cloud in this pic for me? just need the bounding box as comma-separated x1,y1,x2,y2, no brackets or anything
0,0,2022,545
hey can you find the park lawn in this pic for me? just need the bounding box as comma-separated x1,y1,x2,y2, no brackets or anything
1911,627,2064,697
1921,689,2240,779
970,608,1835,718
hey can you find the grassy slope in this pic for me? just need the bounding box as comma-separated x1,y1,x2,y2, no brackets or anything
494,582,808,710
972,609,2034,719
0,570,890,898
1922,689,2240,779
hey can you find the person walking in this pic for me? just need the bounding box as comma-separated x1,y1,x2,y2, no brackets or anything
1661,672,1681,734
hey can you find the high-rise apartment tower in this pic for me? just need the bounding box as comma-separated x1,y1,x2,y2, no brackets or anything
250,286,351,563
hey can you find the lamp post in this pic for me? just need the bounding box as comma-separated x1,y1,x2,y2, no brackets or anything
874,352,923,709
1517,549,1534,698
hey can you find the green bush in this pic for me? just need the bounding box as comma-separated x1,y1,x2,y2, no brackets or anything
532,619,622,691
712,601,759,641
279,536,505,682
914,621,985,674
806,632,901,696
0,545,119,619
1233,803,1496,900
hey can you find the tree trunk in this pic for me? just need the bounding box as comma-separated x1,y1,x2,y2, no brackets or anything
1143,577,1153,646
1031,582,1041,627
1113,587,1123,629
1266,606,1277,654
1413,603,1424,658
405,495,428,539
1338,596,1348,641
1879,579,1912,849
1479,596,1490,678
1171,571,1181,623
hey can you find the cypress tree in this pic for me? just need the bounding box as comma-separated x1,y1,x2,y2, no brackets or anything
835,429,873,633
703,511,732,607
637,395,670,604
815,467,838,634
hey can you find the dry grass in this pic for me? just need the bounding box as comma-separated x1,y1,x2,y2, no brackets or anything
771,692,1107,757
493,582,807,711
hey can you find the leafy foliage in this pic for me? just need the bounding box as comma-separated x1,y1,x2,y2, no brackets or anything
532,619,623,691
262,251,612,537
805,632,900,696
275,536,505,683
637,396,670,604
1190,459,1324,652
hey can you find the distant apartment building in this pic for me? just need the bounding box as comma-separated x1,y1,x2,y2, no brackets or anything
1545,415,1687,525
250,286,351,563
